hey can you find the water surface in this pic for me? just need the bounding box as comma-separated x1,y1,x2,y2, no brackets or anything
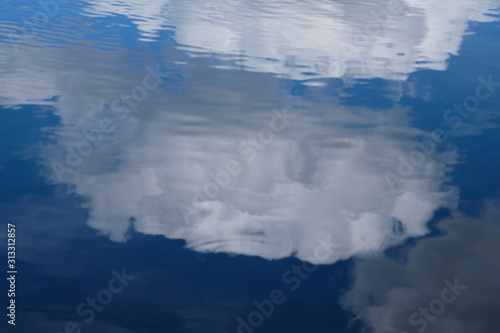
1,0,500,332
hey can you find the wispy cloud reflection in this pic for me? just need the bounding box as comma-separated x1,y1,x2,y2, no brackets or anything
82,0,173,42
83,0,500,80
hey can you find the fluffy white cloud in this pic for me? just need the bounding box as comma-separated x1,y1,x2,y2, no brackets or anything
49,94,458,264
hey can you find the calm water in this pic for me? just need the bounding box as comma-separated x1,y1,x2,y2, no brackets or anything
1,1,500,332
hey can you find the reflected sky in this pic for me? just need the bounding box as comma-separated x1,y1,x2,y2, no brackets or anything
1,0,500,332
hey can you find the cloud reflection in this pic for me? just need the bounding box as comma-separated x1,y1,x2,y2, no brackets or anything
39,68,458,264
84,0,500,80
341,199,500,333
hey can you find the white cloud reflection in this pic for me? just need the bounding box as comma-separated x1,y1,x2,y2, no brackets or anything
45,88,459,264
84,0,500,80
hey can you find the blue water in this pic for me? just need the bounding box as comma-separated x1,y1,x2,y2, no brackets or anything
1,1,500,332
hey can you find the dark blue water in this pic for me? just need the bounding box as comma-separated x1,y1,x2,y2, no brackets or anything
1,1,500,332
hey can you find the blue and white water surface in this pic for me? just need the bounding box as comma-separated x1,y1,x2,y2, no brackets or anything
1,0,500,332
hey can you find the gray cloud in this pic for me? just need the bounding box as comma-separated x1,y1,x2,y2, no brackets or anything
342,199,500,333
